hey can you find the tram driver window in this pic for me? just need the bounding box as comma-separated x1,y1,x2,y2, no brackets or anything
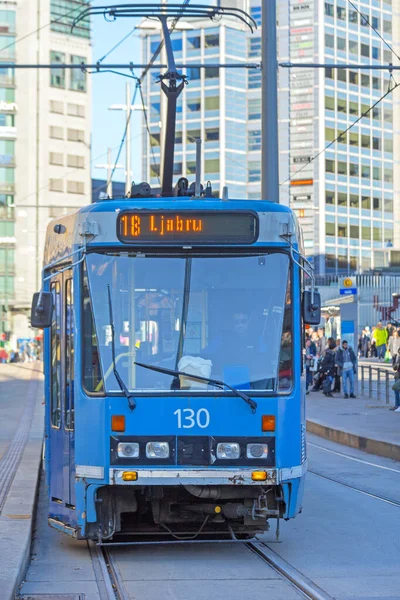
82,265,104,393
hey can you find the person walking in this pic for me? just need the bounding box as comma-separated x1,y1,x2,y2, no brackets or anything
388,330,400,364
336,340,357,398
391,348,400,411
372,322,388,361
304,338,317,394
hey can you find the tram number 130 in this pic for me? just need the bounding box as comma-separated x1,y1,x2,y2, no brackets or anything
173,408,210,429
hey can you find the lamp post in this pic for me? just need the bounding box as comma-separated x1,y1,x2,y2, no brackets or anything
108,81,146,195
95,148,123,197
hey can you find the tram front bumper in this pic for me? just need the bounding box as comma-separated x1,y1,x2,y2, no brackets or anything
108,464,307,486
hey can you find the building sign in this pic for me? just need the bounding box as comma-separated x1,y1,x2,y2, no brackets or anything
339,277,358,295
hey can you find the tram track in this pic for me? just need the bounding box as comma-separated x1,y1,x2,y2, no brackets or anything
246,541,334,600
89,541,130,600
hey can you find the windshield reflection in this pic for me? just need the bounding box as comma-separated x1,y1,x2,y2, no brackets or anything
84,252,292,394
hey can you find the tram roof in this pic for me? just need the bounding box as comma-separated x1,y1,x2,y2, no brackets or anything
43,198,302,267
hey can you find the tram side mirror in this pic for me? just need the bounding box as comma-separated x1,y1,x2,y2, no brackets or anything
302,291,321,325
31,292,53,329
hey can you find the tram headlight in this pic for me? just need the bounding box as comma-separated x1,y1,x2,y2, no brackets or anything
146,441,170,459
246,443,269,459
117,442,139,459
216,442,240,460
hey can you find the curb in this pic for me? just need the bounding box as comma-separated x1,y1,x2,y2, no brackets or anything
0,371,44,600
306,419,400,462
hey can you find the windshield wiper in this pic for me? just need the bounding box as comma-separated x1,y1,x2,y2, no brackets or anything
107,285,137,411
134,361,257,413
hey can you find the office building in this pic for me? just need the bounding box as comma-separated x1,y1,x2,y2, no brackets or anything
141,0,400,275
0,0,92,338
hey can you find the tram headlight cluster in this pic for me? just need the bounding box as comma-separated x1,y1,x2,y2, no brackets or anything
117,442,139,459
246,443,269,459
146,441,170,459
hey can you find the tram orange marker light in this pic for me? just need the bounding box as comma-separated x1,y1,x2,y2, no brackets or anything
215,506,222,514
112,415,125,432
252,471,267,481
262,415,275,431
122,471,138,481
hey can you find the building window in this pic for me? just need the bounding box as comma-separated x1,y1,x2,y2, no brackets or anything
372,137,381,150
187,36,200,50
50,126,64,140
337,37,346,51
325,159,335,173
150,163,160,178
338,222,348,237
248,97,261,120
0,140,14,166
171,36,182,52
49,152,63,166
50,100,64,114
325,67,334,79
49,178,64,192
187,128,201,144
187,67,200,81
187,96,200,112
150,133,160,147
361,134,370,148
0,10,16,34
361,165,370,179
349,71,358,85
205,96,219,111
205,67,218,79
349,163,358,176
205,33,219,48
338,192,347,207
348,10,358,23
337,69,346,82
372,47,380,60
337,98,347,112
383,20,392,34
384,169,393,183
248,161,261,183
350,194,359,208
373,197,382,211
50,51,65,88
67,103,85,117
349,40,358,54
50,0,90,39
338,161,347,175
361,44,370,57
384,138,393,153
325,34,334,48
325,2,334,17
205,128,219,142
326,191,335,205
337,6,346,20
325,221,335,236
70,55,87,92
325,96,335,110
361,74,370,88
67,128,85,142
67,180,84,194
204,158,219,173
362,196,371,209
67,155,85,168
248,130,261,151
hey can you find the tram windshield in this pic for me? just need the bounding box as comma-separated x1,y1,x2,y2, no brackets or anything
83,252,292,394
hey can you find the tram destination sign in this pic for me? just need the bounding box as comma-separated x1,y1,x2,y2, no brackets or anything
117,210,259,244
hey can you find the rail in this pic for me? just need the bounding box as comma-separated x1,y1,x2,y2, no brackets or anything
359,364,394,404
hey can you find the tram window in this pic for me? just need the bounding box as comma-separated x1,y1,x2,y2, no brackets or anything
51,280,61,428
82,266,104,393
65,278,74,429
278,274,292,391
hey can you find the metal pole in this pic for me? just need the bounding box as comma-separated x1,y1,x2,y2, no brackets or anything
377,368,381,402
125,81,132,196
261,0,279,202
385,371,389,405
195,138,201,197
106,147,112,197
361,366,364,396
368,365,372,398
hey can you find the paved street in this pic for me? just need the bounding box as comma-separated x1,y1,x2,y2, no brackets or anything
19,432,400,600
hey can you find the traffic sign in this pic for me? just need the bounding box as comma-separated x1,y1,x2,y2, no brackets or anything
339,277,357,296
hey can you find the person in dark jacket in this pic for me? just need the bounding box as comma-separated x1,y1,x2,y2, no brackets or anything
304,338,317,393
319,340,337,397
336,340,357,398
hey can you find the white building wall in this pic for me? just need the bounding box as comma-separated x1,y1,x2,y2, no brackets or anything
13,0,91,337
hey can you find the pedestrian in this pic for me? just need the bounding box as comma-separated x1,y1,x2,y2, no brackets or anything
317,328,326,356
372,322,388,361
388,330,400,363
319,339,337,397
391,348,400,412
360,328,370,358
304,338,317,394
336,340,357,399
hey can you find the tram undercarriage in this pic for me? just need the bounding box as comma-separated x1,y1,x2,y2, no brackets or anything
88,484,286,542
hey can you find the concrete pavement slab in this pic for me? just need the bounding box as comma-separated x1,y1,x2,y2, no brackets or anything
306,391,400,460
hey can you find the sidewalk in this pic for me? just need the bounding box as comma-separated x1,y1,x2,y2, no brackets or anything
0,363,44,600
306,389,400,461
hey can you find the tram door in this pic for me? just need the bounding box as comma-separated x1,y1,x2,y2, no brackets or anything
49,270,75,515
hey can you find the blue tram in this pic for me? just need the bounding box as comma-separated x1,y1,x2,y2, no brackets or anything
32,197,320,541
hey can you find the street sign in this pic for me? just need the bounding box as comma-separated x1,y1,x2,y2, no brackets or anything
339,277,357,296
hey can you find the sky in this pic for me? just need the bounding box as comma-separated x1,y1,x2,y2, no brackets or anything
91,14,144,184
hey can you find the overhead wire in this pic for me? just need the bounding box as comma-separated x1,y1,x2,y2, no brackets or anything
280,79,400,186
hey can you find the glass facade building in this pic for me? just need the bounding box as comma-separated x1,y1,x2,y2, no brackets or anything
141,20,248,198
50,0,90,39
247,0,400,274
